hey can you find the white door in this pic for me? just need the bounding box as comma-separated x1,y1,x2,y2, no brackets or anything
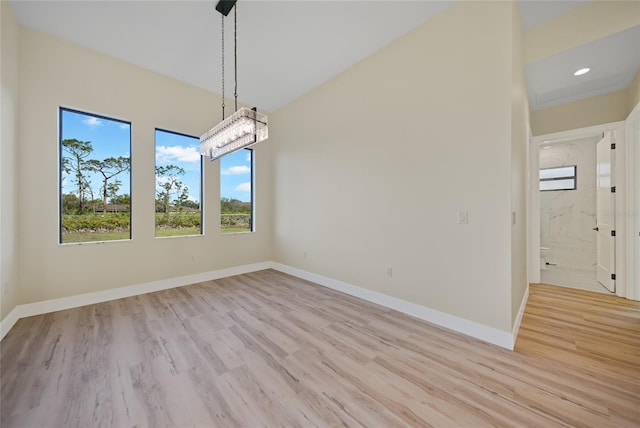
596,133,615,292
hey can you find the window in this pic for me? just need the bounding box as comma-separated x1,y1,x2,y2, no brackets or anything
155,129,203,237
540,165,577,191
220,149,253,233
59,108,131,243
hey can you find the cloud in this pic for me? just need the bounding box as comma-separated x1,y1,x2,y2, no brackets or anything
235,182,251,192
119,123,129,130
246,152,251,162
156,145,201,163
83,117,103,128
221,165,250,175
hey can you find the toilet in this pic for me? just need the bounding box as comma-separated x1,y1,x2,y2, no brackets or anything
540,247,550,270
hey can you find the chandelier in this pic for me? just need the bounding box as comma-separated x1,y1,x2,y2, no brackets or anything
200,0,268,161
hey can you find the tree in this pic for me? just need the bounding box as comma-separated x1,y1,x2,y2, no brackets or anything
175,186,191,211
61,139,93,213
110,193,131,206
180,199,200,210
107,180,122,211
155,165,185,214
221,197,250,213
61,193,80,214
86,156,130,213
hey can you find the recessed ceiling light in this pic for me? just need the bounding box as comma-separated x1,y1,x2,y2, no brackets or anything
542,146,551,149
574,67,590,76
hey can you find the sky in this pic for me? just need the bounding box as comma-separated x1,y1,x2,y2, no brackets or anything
156,132,252,204
220,148,252,203
60,109,131,200
61,108,253,205
155,129,201,203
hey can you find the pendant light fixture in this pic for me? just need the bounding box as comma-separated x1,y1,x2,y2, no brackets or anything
200,0,268,161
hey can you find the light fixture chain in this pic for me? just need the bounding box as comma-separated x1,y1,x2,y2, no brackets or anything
221,14,225,120
201,1,268,162
234,5,238,112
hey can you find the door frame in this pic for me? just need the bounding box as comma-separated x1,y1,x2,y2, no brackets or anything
625,104,640,301
528,121,629,298
596,132,615,292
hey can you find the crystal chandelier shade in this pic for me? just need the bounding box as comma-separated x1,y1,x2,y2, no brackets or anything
200,107,268,160
200,0,269,161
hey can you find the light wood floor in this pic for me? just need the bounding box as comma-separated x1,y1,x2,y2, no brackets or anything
1,271,639,427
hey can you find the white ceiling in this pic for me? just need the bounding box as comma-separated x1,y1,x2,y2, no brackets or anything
9,0,640,113
526,25,640,110
518,0,590,30
9,0,454,112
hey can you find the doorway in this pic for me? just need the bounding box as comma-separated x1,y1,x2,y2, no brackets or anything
529,122,629,296
538,134,611,293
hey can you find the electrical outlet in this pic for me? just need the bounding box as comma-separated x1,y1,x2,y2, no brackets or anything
386,267,393,277
457,211,468,224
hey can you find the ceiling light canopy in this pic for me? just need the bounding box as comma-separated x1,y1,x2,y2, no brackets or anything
573,67,590,76
215,0,237,16
200,0,269,161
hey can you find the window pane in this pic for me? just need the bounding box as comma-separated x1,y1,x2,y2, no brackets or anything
540,179,576,191
155,129,202,237
60,108,131,243
220,149,253,233
540,166,575,179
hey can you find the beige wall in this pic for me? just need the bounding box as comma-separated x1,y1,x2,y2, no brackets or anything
628,69,640,114
4,1,532,337
531,90,629,136
272,1,519,332
1,2,20,321
15,27,273,305
524,1,640,64
510,2,529,326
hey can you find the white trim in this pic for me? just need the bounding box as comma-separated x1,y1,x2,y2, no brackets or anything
533,121,625,145
528,131,540,284
512,284,530,341
2,260,523,350
612,126,627,298
271,263,516,350
531,121,628,298
625,103,640,301
0,262,270,340
0,306,22,340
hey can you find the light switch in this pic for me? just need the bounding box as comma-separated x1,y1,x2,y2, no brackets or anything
457,211,468,224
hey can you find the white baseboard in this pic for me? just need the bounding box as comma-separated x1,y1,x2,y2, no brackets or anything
0,261,271,341
511,284,530,343
271,262,516,350
0,306,22,341
1,261,525,350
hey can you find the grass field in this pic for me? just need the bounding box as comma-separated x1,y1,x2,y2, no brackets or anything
155,227,201,237
61,230,131,243
60,212,251,242
221,226,252,234
61,226,249,243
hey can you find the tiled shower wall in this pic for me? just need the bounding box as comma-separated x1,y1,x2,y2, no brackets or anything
539,136,599,270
